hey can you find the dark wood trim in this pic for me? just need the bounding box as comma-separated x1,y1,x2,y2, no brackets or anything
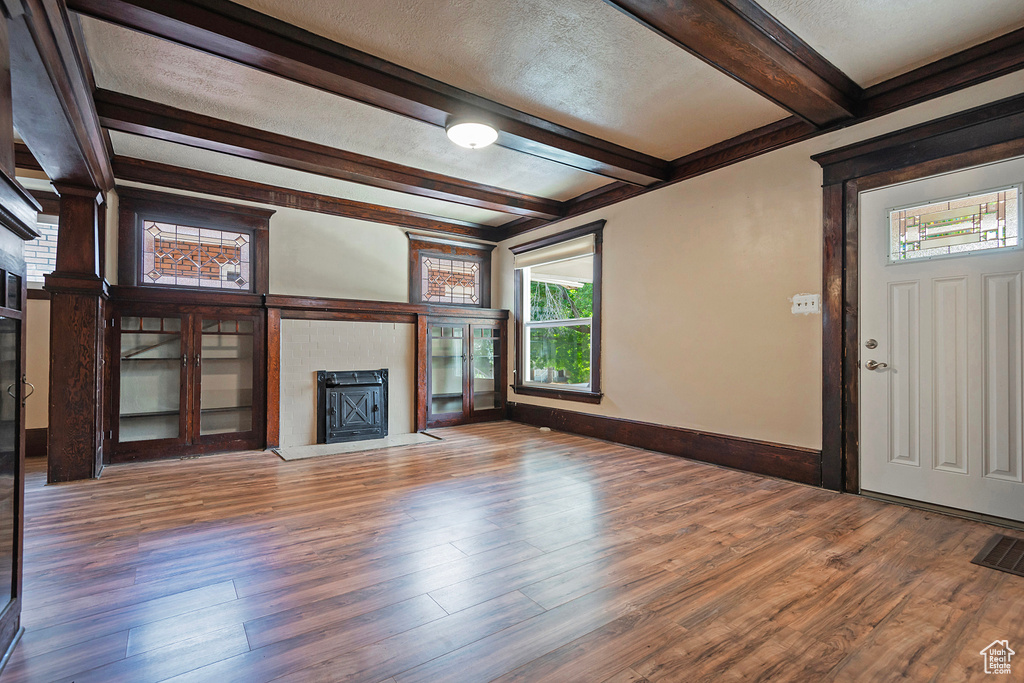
25,428,47,458
12,142,42,173
508,219,607,254
67,0,669,186
26,288,49,300
107,284,264,308
815,92,1024,494
814,92,1024,183
265,294,509,323
265,307,280,449
8,0,113,191
116,186,273,295
96,89,564,221
820,182,845,491
112,157,498,241
507,402,822,486
408,236,493,308
502,31,1024,240
859,27,1024,120
510,385,603,404
511,220,603,401
414,316,428,432
27,189,59,216
603,0,858,126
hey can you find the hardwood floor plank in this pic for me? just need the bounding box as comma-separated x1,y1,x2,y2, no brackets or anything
14,422,1023,682
272,590,546,682
54,623,250,683
0,629,129,683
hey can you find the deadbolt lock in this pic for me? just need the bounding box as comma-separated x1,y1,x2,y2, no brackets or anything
865,339,878,349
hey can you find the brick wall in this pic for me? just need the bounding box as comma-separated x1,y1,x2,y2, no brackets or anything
279,320,416,447
25,223,59,283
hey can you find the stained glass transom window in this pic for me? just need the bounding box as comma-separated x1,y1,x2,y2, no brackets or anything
889,186,1020,262
141,221,251,290
420,255,480,305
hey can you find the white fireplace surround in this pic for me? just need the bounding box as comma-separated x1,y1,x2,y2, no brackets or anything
279,319,415,447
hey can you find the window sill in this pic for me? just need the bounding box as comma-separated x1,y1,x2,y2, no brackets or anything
511,384,603,404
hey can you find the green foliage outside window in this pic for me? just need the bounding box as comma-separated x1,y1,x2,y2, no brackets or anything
528,281,593,385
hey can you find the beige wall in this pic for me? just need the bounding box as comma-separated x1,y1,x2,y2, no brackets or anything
25,298,49,429
279,319,416,447
268,208,410,300
495,71,1024,452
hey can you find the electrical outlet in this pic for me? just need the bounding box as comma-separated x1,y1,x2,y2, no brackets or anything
791,293,820,315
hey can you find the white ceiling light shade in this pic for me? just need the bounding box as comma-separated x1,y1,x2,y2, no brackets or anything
445,119,499,149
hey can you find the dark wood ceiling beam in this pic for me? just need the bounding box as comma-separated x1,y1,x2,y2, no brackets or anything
66,0,670,186
602,0,860,127
859,26,1024,119
8,0,114,191
112,156,498,241
95,89,563,220
14,141,43,172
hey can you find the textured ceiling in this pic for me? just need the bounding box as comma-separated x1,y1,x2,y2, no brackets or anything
229,0,789,159
108,132,512,227
758,0,1024,86
80,19,608,202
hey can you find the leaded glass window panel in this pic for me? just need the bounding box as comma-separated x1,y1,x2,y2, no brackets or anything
889,186,1020,262
141,221,252,290
420,255,481,305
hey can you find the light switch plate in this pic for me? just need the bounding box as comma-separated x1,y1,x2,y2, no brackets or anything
791,293,820,315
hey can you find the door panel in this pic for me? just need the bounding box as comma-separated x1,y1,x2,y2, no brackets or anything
860,158,1024,522
887,281,920,467
471,325,502,415
428,324,466,422
932,277,968,474
115,314,189,445
197,318,255,437
982,272,1022,482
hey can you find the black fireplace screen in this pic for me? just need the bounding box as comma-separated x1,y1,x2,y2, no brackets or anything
316,369,388,444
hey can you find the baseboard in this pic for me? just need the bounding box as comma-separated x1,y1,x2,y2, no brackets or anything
26,428,47,458
507,402,822,486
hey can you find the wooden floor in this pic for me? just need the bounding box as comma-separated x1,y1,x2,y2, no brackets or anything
4,422,1022,682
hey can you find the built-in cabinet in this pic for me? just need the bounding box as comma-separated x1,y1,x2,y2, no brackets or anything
107,302,265,462
420,317,506,428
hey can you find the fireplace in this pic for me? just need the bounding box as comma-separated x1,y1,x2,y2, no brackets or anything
316,369,388,444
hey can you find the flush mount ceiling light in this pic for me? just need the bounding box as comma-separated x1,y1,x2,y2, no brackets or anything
445,119,498,149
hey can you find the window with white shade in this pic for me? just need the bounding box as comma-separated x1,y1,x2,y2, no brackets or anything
512,221,603,402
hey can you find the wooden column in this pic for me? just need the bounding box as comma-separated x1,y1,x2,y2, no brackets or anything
44,185,105,482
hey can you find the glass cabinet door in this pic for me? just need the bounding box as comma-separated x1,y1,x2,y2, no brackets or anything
0,318,18,614
117,315,186,443
198,318,255,436
471,326,501,412
429,325,465,417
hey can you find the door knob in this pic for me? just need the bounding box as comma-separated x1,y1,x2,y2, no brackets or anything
865,360,888,370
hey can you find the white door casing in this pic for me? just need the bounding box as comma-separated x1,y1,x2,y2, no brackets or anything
860,157,1024,523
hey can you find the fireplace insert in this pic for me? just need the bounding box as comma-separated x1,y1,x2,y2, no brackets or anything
316,369,388,444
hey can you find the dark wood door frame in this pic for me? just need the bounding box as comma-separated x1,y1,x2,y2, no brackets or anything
813,92,1024,492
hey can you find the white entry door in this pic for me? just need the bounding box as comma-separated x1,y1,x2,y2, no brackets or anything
860,157,1024,523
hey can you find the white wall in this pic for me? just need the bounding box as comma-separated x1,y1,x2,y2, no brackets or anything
495,71,1024,452
279,319,416,447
